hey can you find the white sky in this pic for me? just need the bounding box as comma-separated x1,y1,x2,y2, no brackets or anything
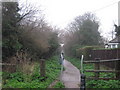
20,0,120,40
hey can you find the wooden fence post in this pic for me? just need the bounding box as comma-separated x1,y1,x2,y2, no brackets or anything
95,58,100,79
115,60,120,79
40,59,45,77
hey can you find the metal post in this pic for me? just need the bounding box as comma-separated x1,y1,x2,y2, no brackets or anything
60,52,64,81
81,55,84,74
61,63,63,74
80,74,86,90
60,52,64,74
80,55,86,90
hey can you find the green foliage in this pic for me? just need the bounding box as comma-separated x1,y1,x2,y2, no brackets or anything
2,2,22,60
46,32,59,57
19,23,59,59
2,2,60,88
2,56,61,88
76,46,99,60
114,24,120,36
70,44,81,57
53,81,65,88
67,45,99,59
64,13,103,57
86,80,120,88
66,57,81,69
2,2,59,62
100,73,115,78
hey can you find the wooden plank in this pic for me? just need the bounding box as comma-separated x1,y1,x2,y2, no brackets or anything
115,60,120,78
84,59,120,63
2,64,16,73
94,58,100,78
40,59,46,77
85,70,120,73
87,77,119,80
0,63,16,65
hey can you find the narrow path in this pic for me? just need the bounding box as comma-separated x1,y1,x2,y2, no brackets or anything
48,79,59,88
60,60,81,88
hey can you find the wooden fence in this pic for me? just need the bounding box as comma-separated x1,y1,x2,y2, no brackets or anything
1,63,16,73
1,59,46,77
92,49,120,59
83,49,120,80
84,58,120,80
91,49,120,69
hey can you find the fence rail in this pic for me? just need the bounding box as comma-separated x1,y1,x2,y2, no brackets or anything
2,63,16,73
85,70,120,73
84,59,120,63
0,63,16,65
91,49,120,69
87,77,118,80
83,58,120,80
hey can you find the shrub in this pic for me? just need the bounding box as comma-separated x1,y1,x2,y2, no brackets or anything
76,46,99,60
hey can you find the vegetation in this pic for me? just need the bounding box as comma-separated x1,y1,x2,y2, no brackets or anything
64,13,103,57
76,46,99,59
2,2,59,62
53,81,65,88
2,2,62,88
2,1,119,89
2,2,22,60
114,24,120,36
66,57,120,88
2,56,62,88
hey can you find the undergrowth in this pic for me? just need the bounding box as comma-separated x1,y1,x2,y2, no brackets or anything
53,81,65,88
2,56,62,88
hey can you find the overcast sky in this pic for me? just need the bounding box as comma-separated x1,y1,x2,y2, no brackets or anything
20,0,120,40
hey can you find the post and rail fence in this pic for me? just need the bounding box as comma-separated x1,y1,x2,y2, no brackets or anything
81,48,120,80
84,58,120,80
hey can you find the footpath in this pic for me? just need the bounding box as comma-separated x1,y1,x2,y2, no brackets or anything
60,60,81,88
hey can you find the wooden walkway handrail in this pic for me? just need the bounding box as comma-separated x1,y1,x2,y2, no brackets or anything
84,59,120,63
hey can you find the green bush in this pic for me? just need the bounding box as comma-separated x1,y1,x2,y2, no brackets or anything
76,48,84,58
76,46,99,60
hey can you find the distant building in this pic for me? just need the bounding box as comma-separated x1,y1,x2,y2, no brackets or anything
105,1,120,49
105,36,120,48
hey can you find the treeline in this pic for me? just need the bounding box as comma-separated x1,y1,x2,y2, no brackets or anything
64,13,103,58
2,2,59,63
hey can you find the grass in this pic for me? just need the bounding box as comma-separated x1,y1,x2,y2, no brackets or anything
2,56,62,88
66,56,120,88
